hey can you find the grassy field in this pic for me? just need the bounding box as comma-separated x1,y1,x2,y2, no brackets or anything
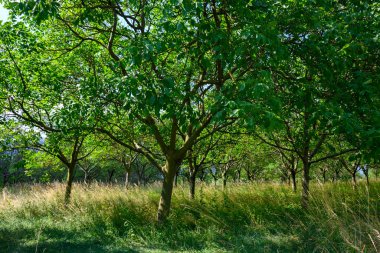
0,181,379,252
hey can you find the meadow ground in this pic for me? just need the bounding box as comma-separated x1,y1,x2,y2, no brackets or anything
0,181,379,252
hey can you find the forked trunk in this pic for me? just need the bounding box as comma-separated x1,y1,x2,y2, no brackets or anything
65,164,75,204
157,159,177,223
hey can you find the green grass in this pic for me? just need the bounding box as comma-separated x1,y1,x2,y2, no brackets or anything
0,181,379,252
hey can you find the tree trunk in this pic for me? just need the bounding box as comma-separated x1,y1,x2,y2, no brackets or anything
83,170,88,184
301,161,310,209
174,169,179,187
65,164,75,204
246,170,252,181
291,169,297,192
334,169,339,182
188,159,197,199
222,173,227,190
2,173,8,188
199,169,206,182
137,165,145,186
322,169,327,184
157,159,177,223
189,172,196,199
352,172,357,186
236,170,241,183
108,169,115,184
363,167,369,186
125,170,130,188
2,167,10,188
137,176,141,186
365,172,369,186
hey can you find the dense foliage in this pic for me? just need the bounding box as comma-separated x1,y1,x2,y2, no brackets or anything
0,0,379,228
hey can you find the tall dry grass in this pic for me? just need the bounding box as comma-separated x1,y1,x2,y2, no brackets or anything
0,181,379,252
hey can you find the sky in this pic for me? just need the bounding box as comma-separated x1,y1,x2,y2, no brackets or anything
0,4,9,22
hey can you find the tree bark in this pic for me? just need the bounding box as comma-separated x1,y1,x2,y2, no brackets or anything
222,172,227,190
83,170,88,184
122,154,137,188
65,164,75,204
157,159,177,223
125,170,130,188
189,172,196,200
291,169,297,192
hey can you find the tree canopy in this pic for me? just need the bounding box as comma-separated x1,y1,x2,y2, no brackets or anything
0,0,379,222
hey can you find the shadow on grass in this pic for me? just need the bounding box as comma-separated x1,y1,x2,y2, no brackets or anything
0,226,140,253
0,222,302,253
